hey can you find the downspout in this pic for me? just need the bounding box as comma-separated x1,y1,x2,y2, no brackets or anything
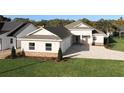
0,38,2,51
15,37,17,49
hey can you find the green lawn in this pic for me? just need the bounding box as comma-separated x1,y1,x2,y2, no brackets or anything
0,58,124,76
108,37,124,52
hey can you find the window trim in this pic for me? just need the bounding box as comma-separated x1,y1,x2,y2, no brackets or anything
10,38,13,44
29,42,35,50
93,37,97,41
45,43,52,51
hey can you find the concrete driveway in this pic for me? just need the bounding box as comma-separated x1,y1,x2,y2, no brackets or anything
64,44,124,61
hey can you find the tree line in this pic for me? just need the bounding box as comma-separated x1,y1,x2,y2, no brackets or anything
1,15,124,33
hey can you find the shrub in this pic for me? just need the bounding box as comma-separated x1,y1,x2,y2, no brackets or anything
11,46,16,59
22,49,25,57
57,48,63,62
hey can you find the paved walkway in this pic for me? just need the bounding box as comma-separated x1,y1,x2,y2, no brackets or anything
64,44,124,61
0,49,21,59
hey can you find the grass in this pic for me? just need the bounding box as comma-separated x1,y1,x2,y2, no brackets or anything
107,37,124,52
0,58,124,76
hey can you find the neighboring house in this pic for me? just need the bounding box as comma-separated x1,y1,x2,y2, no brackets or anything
19,25,72,58
19,21,106,58
118,26,124,37
65,21,106,46
0,21,37,50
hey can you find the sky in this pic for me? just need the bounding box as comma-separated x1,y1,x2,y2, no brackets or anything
4,15,124,21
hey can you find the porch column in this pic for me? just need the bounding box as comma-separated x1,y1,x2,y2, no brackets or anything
80,35,82,43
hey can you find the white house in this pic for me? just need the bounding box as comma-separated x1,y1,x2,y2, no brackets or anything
118,26,124,37
65,21,106,45
19,25,72,58
19,21,106,58
0,21,37,50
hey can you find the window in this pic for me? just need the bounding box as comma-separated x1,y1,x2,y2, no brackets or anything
10,38,13,44
29,43,35,50
46,43,52,51
93,37,97,40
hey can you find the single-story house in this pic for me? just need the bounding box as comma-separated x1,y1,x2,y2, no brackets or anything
19,25,72,58
118,26,124,37
0,21,37,50
19,21,106,58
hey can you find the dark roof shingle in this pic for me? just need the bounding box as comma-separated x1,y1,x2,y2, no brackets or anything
0,21,31,36
1,21,24,31
44,26,72,39
7,23,30,36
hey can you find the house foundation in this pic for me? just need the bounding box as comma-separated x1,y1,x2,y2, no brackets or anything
25,52,58,58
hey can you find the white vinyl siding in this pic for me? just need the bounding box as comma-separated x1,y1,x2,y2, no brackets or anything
70,29,93,45
60,35,72,53
0,32,10,50
33,28,57,36
21,40,60,53
93,35,104,45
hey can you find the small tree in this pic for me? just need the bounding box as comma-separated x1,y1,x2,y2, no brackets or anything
57,48,63,62
11,46,16,59
21,49,25,57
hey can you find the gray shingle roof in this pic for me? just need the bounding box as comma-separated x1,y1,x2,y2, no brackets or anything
0,21,31,36
7,23,31,36
0,23,4,30
44,26,72,39
1,21,24,31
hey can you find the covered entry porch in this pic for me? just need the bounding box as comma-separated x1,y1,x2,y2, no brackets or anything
72,35,90,45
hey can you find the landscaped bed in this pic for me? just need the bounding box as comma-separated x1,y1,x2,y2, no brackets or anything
0,58,124,76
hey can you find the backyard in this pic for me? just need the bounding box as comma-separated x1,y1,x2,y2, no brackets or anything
0,58,124,76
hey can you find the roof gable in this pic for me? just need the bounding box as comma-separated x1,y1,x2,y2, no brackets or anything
33,28,57,36
74,23,90,28
65,20,105,34
65,21,92,29
26,26,72,40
